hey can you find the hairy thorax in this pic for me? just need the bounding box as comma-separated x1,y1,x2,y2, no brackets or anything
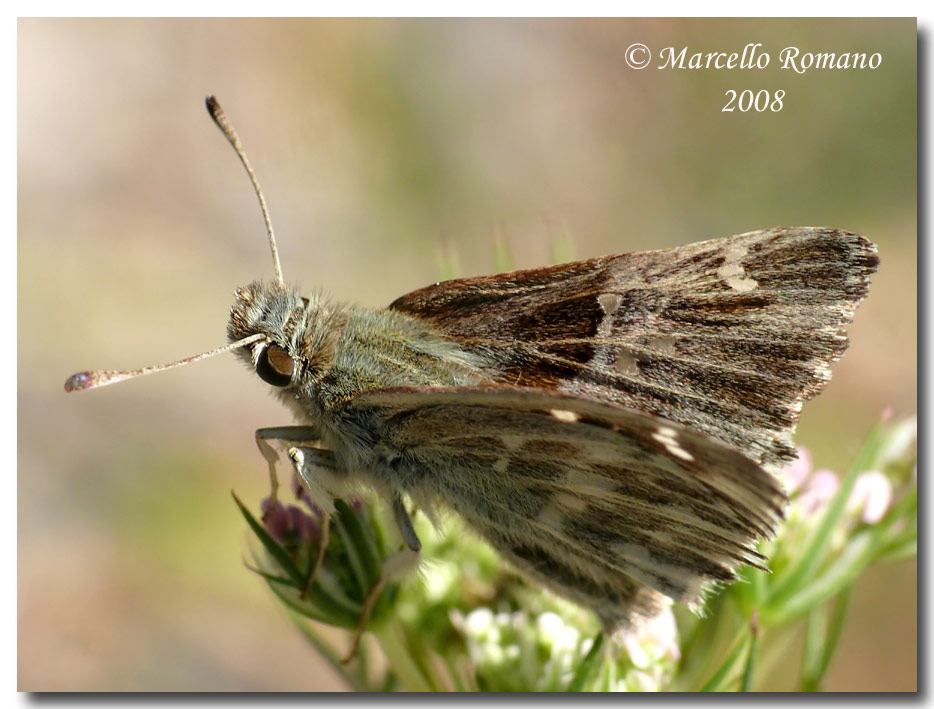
227,280,496,463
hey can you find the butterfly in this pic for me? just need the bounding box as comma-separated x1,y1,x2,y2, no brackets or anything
67,97,879,642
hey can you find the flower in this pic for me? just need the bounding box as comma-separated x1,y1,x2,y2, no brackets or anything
782,446,892,525
782,446,813,494
261,498,322,548
795,469,840,516
235,477,404,636
847,471,893,524
620,607,680,668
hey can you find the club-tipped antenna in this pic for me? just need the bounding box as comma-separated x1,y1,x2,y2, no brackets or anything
65,333,265,393
205,95,284,286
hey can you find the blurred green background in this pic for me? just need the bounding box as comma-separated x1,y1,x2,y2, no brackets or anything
18,18,916,691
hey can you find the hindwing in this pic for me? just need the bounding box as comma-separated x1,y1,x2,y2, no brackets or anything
348,386,786,629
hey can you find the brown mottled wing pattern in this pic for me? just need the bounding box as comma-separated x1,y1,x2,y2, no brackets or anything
349,387,786,629
390,227,879,470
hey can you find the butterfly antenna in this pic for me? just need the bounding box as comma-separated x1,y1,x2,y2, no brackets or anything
205,95,284,287
64,333,265,393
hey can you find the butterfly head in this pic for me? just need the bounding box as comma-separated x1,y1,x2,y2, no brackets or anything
227,280,311,389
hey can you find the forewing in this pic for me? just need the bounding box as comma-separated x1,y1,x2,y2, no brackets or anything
349,386,786,629
390,227,878,469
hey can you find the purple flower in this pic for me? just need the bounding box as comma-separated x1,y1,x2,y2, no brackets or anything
795,469,840,516
261,497,321,546
783,447,813,494
781,446,893,524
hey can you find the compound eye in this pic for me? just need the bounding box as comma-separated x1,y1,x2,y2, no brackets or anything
256,344,294,387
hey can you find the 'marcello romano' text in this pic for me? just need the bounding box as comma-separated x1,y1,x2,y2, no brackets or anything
657,43,882,73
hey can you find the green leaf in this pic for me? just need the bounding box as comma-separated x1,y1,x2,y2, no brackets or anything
700,631,751,692
373,623,434,692
739,617,759,692
769,485,917,624
876,538,917,563
800,589,851,691
801,604,828,691
332,499,382,598
768,420,882,605
265,569,361,627
243,564,297,586
232,492,303,586
567,633,604,692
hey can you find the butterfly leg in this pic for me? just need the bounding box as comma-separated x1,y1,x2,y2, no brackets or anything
288,445,374,645
254,425,322,517
281,446,341,601
392,493,422,554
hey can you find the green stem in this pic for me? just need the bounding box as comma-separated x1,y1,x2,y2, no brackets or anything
567,633,604,692
675,600,743,691
373,622,434,692
767,487,916,624
700,628,752,692
800,588,852,691
739,616,759,692
288,613,368,691
768,421,882,605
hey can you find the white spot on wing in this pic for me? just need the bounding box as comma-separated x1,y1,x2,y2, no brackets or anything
717,262,745,279
666,444,695,462
614,349,640,376
652,426,695,462
598,292,621,309
597,292,622,313
551,409,580,423
727,277,758,292
716,244,758,292
647,336,677,354
595,292,634,375
597,293,622,336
